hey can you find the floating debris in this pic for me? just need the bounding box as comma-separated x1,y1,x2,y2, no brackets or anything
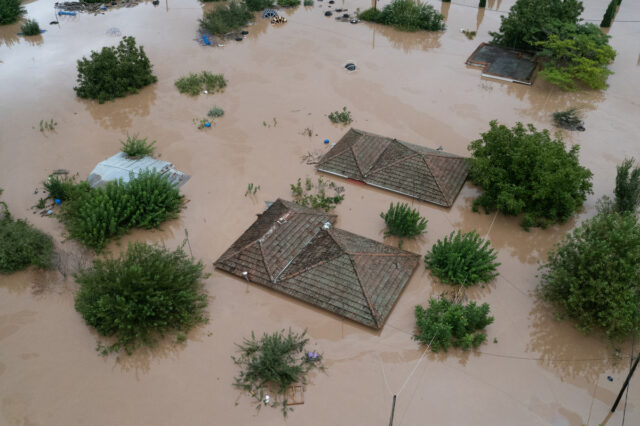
262,9,278,19
324,11,332,16
345,62,356,71
271,16,287,24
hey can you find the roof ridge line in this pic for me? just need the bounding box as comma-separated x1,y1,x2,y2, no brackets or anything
422,155,449,206
349,255,381,329
258,241,276,282
278,252,345,282
350,134,367,177
367,150,420,176
317,128,360,164
273,225,323,283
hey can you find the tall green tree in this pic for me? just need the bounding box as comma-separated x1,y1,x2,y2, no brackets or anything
535,23,616,91
468,121,593,229
614,158,640,215
490,0,584,50
0,0,24,25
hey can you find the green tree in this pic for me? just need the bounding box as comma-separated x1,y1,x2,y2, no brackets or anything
200,0,253,35
535,23,616,91
539,212,640,340
468,121,593,229
380,202,428,238
75,242,208,354
425,230,499,287
74,36,157,103
614,158,640,215
0,0,24,25
358,0,445,32
490,0,584,50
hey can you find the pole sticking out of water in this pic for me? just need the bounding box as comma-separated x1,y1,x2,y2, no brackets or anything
388,394,397,426
611,351,640,412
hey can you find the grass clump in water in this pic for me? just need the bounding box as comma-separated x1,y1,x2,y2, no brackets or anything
0,190,53,274
75,242,208,355
414,297,494,352
233,329,324,417
380,202,427,238
20,19,40,36
207,106,224,118
328,107,352,124
552,108,584,131
200,0,253,35
0,0,25,25
175,71,226,96
358,0,445,32
58,170,184,251
290,177,344,211
278,0,300,7
120,134,156,158
245,0,274,11
424,230,500,287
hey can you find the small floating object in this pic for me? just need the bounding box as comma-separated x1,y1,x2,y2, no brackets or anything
262,9,278,19
324,139,330,144
54,199,61,205
46,209,53,215
241,30,249,35
335,8,342,11
203,90,208,94
205,122,211,128
58,11,76,16
342,13,349,18
202,35,211,45
101,5,107,10
607,376,613,382
152,0,160,4
264,395,270,404
50,21,59,25
324,11,332,16
350,18,360,24
235,37,243,41
329,0,334,3
345,62,356,71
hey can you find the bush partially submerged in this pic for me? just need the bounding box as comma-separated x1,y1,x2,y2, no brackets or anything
74,36,157,104
0,195,53,274
200,1,253,35
358,0,445,32
59,170,184,251
0,0,24,25
43,173,86,202
414,297,494,352
290,177,344,211
552,108,583,130
207,106,224,118
614,158,640,215
120,134,156,158
468,121,593,229
75,242,208,354
328,107,352,124
20,19,40,36
175,71,226,96
424,230,499,287
233,329,324,416
380,202,427,238
245,0,274,11
539,212,640,340
277,0,300,7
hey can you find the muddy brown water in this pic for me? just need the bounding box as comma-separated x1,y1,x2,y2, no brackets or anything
1,0,639,424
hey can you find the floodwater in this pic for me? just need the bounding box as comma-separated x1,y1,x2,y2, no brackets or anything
1,0,639,424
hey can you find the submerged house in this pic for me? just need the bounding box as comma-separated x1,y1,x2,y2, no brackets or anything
214,199,419,329
316,128,469,207
87,152,190,188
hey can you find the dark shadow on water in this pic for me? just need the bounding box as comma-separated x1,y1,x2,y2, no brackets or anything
81,83,157,130
370,23,443,53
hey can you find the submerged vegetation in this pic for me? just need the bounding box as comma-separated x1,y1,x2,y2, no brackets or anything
207,106,224,118
75,242,208,354
358,0,445,32
328,107,353,124
175,71,226,96
0,190,53,274
614,158,640,215
467,121,593,230
20,19,40,36
414,297,494,352
552,108,583,130
425,231,499,287
245,0,274,11
232,329,324,416
0,0,24,25
120,134,156,158
380,202,427,238
277,0,300,7
200,1,253,35
56,170,184,251
290,177,344,211
74,36,157,103
43,173,83,202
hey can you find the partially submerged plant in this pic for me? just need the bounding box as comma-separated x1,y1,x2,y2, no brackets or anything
424,230,500,287
278,0,300,7
75,242,209,355
21,19,40,36
120,133,156,158
358,0,445,32
245,0,274,11
0,0,25,25
43,173,83,202
301,127,313,137
232,329,324,417
200,0,253,35
245,183,260,196
193,118,211,129
39,118,57,132
207,106,224,118
380,202,427,238
290,177,344,211
614,158,640,215
328,107,353,124
175,71,226,96
462,29,476,40
552,108,584,130
414,296,494,352
303,0,313,5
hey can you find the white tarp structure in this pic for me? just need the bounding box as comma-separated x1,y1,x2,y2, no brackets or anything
87,152,190,188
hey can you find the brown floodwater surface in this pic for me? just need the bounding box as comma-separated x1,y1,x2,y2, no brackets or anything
1,0,639,425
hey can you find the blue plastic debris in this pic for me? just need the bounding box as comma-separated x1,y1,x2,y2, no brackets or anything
202,35,211,46
55,199,61,205
324,139,330,144
58,11,76,16
205,122,211,128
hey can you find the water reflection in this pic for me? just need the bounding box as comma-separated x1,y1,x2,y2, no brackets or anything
440,1,450,22
0,22,21,48
370,23,443,53
82,84,157,130
476,6,484,31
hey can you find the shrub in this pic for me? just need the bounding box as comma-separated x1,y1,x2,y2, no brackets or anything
468,121,593,230
290,177,344,211
59,170,184,251
0,197,53,274
0,0,24,25
380,202,427,238
303,0,313,5
74,36,156,104
539,212,640,340
120,134,156,158
175,71,226,96
414,297,494,352
245,0,274,11
232,329,324,416
614,158,640,215
358,0,445,32
43,173,87,202
552,108,583,130
328,107,352,124
479,0,486,7
207,106,224,118
200,1,253,35
75,242,208,354
600,0,617,28
278,0,300,7
490,0,584,50
535,23,616,91
425,230,499,287
20,19,40,36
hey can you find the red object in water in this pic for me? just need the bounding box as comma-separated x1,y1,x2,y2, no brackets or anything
347,178,365,185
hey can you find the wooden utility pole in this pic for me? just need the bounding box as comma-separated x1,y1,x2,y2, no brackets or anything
611,351,640,412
